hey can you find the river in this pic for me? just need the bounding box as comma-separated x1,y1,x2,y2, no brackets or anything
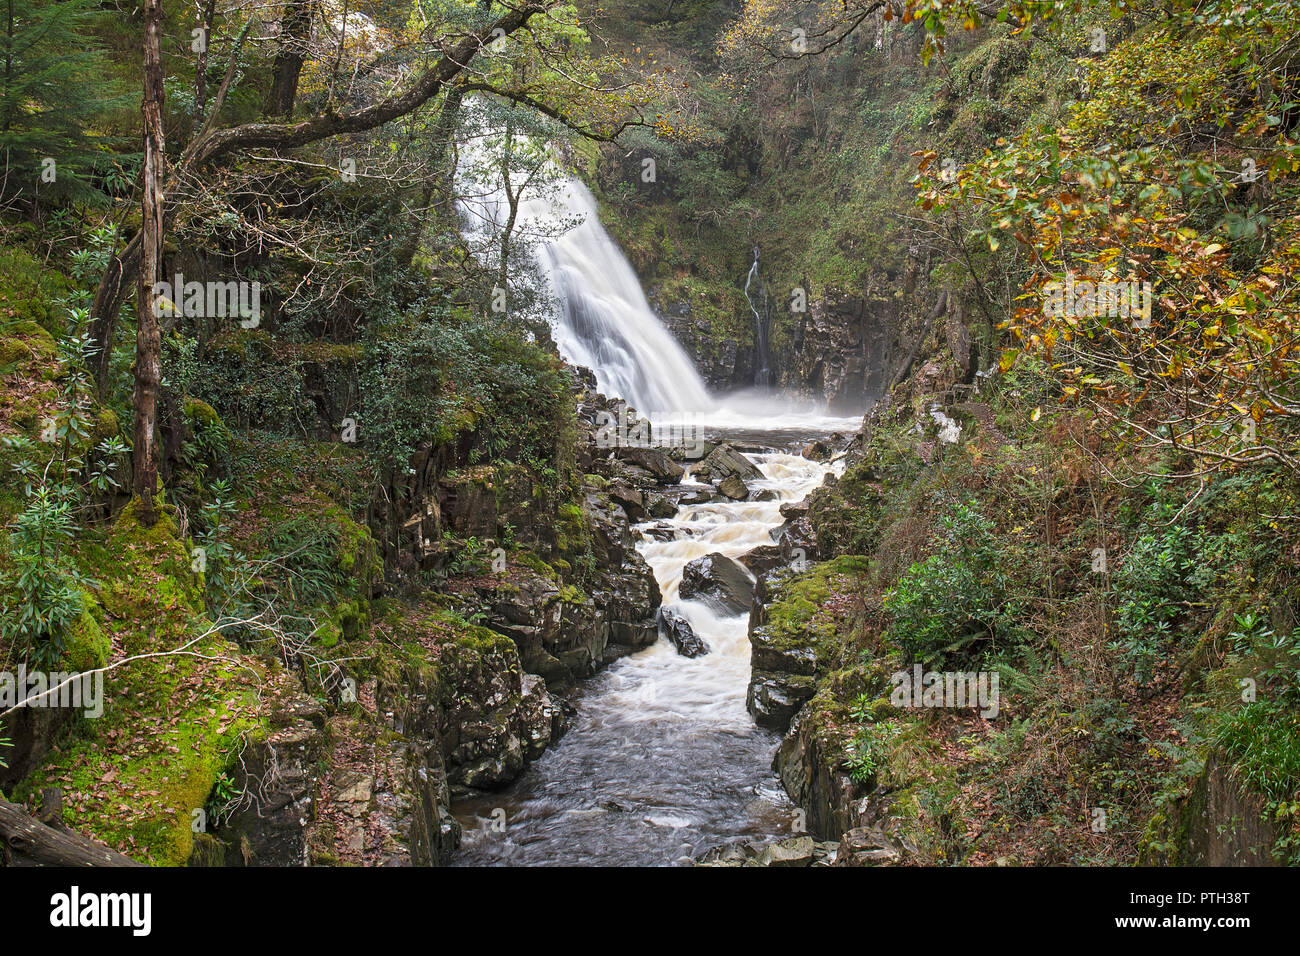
452,123,860,863
453,426,850,866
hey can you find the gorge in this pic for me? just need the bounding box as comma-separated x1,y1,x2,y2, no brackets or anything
1,0,1295,879
452,146,861,864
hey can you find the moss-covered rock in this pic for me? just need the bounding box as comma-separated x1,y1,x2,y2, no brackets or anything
0,249,75,337
746,556,870,730
60,598,110,672
16,501,280,865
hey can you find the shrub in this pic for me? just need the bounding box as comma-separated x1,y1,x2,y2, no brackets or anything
1109,501,1215,684
883,500,1022,666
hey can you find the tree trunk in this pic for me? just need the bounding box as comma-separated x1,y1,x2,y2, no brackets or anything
133,0,166,526
87,2,552,383
0,798,143,866
498,117,517,299
194,0,218,119
267,1,314,117
395,82,466,269
89,242,138,397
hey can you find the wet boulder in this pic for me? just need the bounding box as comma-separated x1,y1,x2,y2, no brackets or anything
746,671,815,731
717,474,749,500
778,500,809,521
647,493,676,519
677,488,715,506
800,438,834,462
659,608,709,658
643,523,678,542
615,446,685,484
697,443,763,483
606,480,650,523
737,544,786,577
679,552,754,615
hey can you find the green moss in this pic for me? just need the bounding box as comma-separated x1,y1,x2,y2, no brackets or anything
763,555,871,648
0,249,75,337
60,598,110,671
18,500,270,865
183,397,222,428
0,320,57,365
89,408,120,445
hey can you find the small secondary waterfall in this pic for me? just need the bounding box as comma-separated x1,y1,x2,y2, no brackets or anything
744,247,775,389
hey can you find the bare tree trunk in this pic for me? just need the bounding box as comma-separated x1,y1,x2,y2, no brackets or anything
194,0,218,118
133,0,166,526
89,244,138,397
395,82,466,269
497,116,517,298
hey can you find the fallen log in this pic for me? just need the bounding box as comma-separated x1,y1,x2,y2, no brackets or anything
0,798,143,866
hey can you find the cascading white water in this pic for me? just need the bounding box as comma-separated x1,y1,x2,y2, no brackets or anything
455,118,710,413
454,452,845,866
451,111,866,865
533,179,713,413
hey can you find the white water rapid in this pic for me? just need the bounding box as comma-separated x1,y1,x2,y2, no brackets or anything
455,452,845,865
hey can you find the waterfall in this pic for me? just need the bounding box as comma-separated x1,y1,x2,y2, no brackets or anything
455,116,711,413
533,179,712,413
744,247,774,389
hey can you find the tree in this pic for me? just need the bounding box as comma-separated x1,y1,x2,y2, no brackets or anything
94,0,672,523
134,0,165,523
0,0,128,209
266,0,316,117
914,0,1300,476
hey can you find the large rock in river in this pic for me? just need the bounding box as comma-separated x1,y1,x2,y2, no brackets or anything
615,446,685,484
659,607,709,657
679,552,754,615
717,473,749,500
697,444,763,483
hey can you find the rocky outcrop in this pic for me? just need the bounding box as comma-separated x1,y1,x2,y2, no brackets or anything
696,443,763,483
1141,753,1282,866
219,696,327,867
774,710,873,841
680,552,754,615
659,608,709,658
694,829,900,867
695,835,837,867
434,638,565,791
745,570,821,731
614,445,684,484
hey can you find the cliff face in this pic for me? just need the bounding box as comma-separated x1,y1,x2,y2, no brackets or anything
787,292,907,411
649,282,913,410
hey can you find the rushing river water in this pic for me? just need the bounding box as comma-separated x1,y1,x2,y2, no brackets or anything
453,432,848,866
